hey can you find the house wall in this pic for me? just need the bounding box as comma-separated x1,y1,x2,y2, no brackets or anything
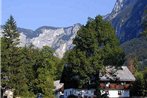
64,89,130,98
55,92,60,98
101,90,130,98
64,89,95,98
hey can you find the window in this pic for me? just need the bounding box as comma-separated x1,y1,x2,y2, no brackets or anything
118,90,121,95
70,91,72,94
66,92,67,96
86,90,88,94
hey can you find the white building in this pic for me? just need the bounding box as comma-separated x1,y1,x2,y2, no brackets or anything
62,66,135,98
99,66,136,98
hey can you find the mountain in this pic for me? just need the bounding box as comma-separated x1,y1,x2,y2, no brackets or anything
105,0,147,43
32,24,81,58
17,24,81,58
0,24,81,58
121,36,147,61
105,0,147,69
1,0,147,58
121,36,147,69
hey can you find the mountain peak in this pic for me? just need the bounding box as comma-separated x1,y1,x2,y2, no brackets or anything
114,0,124,12
35,26,60,31
18,24,81,58
106,0,147,42
1,0,146,58
106,0,138,21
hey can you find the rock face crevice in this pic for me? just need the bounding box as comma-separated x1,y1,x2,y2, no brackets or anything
106,0,147,43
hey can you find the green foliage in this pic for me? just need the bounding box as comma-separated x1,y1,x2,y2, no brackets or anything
73,16,124,66
141,30,147,38
140,10,147,38
35,68,54,97
130,69,147,96
143,10,147,30
121,14,147,97
130,57,147,96
143,68,147,96
1,16,60,97
2,16,20,47
1,16,29,96
121,37,147,62
61,15,125,98
31,46,59,97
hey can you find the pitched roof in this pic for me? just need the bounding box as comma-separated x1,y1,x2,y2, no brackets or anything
100,66,136,81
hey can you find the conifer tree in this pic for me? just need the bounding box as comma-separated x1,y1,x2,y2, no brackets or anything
1,16,60,97
2,16,20,47
1,16,20,86
1,16,29,96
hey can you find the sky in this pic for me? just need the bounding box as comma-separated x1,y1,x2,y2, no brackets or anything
2,0,116,30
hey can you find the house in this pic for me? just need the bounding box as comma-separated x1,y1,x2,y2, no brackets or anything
54,80,64,98
99,66,136,98
62,66,135,98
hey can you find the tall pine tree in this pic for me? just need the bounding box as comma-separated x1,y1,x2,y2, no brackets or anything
1,16,29,96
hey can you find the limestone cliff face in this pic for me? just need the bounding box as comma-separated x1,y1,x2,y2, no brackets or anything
106,0,147,43
17,24,81,58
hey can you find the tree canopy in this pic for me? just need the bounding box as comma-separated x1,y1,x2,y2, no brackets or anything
61,16,125,91
1,16,61,97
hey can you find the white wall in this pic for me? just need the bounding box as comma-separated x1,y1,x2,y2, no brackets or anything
101,90,130,98
64,89,95,98
64,89,130,98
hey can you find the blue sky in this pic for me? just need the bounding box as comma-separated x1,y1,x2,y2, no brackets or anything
2,0,116,30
